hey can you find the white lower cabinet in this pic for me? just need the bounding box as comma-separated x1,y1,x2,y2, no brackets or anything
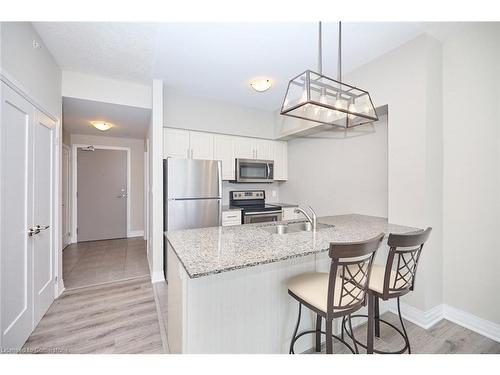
282,207,299,220
222,210,242,226
163,128,288,181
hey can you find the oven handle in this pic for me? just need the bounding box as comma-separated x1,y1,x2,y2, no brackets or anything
244,210,282,216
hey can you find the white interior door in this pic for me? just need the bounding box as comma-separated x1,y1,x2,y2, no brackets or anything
1,83,34,350
32,110,55,326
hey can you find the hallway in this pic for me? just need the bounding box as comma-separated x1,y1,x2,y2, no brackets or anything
22,276,166,354
63,237,149,289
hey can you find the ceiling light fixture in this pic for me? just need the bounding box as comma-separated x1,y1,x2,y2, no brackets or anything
91,121,113,131
280,22,378,128
250,78,272,92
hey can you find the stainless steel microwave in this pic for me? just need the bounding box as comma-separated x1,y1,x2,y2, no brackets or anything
233,158,274,183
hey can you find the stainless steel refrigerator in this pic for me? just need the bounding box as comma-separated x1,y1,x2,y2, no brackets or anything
163,158,222,280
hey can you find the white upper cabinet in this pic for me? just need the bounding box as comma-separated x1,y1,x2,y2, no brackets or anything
273,141,288,181
254,139,273,160
163,127,288,181
214,134,235,180
233,137,254,159
164,128,190,158
190,132,214,160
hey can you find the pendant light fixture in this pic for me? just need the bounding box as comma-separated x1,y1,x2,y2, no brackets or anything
280,22,378,128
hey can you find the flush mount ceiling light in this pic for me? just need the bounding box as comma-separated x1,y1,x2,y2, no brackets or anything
250,78,272,92
281,22,378,128
91,121,113,131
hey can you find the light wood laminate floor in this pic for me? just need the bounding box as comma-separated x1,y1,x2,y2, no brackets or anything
63,237,149,289
304,312,500,354
23,276,166,354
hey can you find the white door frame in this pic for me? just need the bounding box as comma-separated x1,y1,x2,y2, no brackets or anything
62,144,71,249
71,144,131,243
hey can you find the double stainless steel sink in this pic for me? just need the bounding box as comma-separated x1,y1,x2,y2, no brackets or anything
261,221,333,235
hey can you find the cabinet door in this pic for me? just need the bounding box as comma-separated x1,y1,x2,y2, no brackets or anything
234,137,254,159
163,128,190,158
282,207,299,220
254,139,273,160
1,83,34,351
273,141,288,181
190,131,214,160
214,134,235,180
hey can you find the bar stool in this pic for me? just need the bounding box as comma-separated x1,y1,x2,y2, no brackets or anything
342,228,432,354
287,233,384,354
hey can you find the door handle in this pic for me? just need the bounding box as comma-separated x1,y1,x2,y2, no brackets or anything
116,194,128,198
28,227,40,237
36,224,50,231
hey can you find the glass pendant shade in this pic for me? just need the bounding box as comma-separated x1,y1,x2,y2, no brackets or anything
280,70,378,128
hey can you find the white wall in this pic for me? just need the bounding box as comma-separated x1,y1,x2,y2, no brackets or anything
222,182,282,205
149,80,164,282
164,88,276,139
442,23,500,325
279,35,444,314
0,22,62,118
338,35,443,313
1,22,64,294
280,117,388,217
70,134,145,233
62,71,152,109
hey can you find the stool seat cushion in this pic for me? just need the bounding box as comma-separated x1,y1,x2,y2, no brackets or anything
368,264,398,295
287,272,355,313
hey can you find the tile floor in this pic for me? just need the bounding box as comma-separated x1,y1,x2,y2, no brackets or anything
63,237,149,289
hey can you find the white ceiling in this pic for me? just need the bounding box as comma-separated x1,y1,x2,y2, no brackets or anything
63,97,151,139
34,22,464,111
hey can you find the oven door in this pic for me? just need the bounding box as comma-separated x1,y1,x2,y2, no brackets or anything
235,159,274,183
243,210,282,224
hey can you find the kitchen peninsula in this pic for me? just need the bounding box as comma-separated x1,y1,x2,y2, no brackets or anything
166,214,420,354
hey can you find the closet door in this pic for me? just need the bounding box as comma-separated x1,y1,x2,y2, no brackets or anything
32,110,56,326
0,83,34,350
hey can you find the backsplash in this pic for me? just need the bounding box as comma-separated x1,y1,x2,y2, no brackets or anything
222,182,282,205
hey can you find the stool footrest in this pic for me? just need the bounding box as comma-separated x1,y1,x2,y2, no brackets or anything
342,314,410,354
290,329,356,354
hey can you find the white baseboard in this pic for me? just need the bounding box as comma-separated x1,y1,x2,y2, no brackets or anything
127,230,144,238
151,270,165,283
443,305,500,343
389,301,500,343
389,300,444,329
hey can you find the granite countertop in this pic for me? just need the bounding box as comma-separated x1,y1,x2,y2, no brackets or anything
269,202,299,208
222,205,242,212
165,214,420,279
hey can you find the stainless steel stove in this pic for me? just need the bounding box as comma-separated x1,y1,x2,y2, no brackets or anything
229,190,282,224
